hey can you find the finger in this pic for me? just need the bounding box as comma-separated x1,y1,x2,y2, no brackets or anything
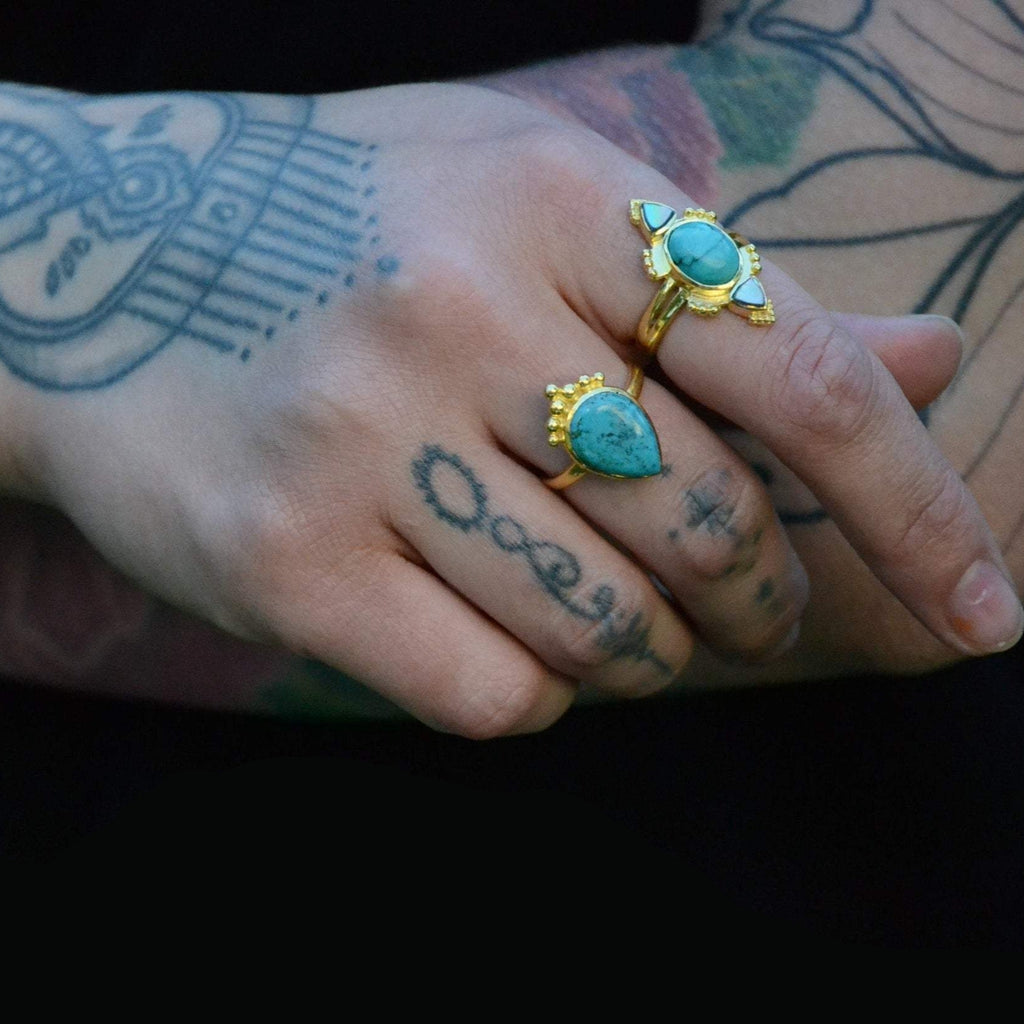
570,378,810,659
485,308,809,660
835,313,963,410
666,280,1021,655
394,439,693,696
641,311,960,430
276,548,576,738
570,192,1022,654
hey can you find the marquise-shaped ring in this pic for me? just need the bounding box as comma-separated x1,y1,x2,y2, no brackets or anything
543,366,662,490
630,200,776,356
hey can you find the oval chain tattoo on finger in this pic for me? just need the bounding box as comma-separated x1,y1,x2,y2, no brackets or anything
411,444,674,677
0,86,398,390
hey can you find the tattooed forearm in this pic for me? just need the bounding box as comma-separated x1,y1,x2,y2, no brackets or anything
411,444,673,676
0,85,397,390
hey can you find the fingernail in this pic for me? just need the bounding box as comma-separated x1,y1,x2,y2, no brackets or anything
948,561,1024,654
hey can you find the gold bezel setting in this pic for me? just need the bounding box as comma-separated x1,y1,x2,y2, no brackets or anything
630,201,776,344
546,373,616,470
543,367,660,489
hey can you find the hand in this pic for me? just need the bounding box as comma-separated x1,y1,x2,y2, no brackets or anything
1,82,1017,734
478,8,1024,686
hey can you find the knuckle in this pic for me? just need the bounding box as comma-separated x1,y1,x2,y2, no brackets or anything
442,667,558,740
382,249,492,342
513,122,598,186
555,579,659,675
888,467,972,567
233,484,316,604
671,467,774,581
175,465,325,641
166,489,264,636
506,123,610,226
769,313,878,441
238,486,385,642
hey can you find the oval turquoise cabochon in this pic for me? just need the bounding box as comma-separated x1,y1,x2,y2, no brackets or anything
568,389,661,479
666,220,740,287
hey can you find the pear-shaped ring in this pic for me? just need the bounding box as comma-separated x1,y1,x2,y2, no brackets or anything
630,201,776,356
544,366,662,490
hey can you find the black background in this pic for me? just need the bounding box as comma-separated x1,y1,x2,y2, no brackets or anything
0,0,698,93
2,1,1023,948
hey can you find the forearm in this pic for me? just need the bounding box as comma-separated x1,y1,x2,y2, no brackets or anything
479,0,1024,275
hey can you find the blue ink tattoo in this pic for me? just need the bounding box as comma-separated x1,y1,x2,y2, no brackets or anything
0,87,398,390
411,444,674,676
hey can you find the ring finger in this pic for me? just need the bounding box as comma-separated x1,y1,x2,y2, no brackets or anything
393,434,693,695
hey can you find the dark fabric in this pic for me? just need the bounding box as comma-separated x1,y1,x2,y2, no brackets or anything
0,0,700,93
1,0,1022,948
3,649,1023,947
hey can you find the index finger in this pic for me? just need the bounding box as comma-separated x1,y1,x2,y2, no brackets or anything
570,196,1023,656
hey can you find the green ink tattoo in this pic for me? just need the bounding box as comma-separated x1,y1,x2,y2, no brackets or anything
671,43,822,168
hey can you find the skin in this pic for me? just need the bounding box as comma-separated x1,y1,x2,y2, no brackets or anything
0,0,1020,732
480,0,1024,687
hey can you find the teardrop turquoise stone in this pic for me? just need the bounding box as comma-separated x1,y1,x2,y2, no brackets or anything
666,221,740,287
568,390,661,479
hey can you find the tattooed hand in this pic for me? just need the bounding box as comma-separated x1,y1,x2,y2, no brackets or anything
482,0,1024,685
0,78,1015,734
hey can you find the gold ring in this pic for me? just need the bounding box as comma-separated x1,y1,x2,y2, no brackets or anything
544,367,662,490
630,201,776,356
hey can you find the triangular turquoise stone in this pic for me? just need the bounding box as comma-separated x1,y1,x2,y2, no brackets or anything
568,390,661,479
640,202,675,233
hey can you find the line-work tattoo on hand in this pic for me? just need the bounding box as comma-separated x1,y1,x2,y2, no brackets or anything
411,444,673,676
0,87,397,390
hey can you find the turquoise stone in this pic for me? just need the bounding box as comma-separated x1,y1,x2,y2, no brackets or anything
640,201,675,233
568,390,661,479
666,221,740,287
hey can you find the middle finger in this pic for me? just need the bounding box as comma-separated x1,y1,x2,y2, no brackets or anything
488,301,810,659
